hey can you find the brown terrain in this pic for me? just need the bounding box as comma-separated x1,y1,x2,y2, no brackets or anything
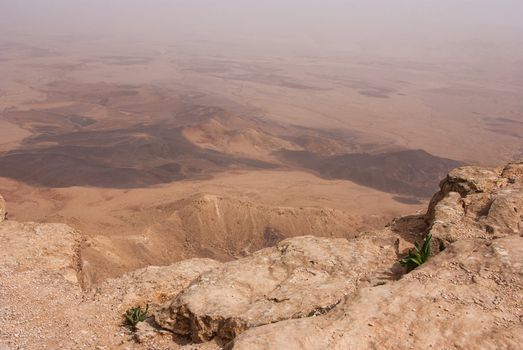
1,160,522,349
0,30,522,349
1,37,522,283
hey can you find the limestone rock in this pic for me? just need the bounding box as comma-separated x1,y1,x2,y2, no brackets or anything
482,189,523,235
442,166,504,196
426,166,501,222
154,162,523,348
0,215,220,349
93,258,222,307
231,236,523,349
501,160,523,183
0,220,82,283
428,191,465,244
426,161,523,248
155,234,402,342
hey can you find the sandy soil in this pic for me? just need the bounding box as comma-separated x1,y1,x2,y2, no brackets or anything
0,35,521,282
0,120,31,152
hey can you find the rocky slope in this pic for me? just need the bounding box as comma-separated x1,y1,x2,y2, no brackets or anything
231,235,523,349
157,160,523,348
82,193,374,284
0,214,222,349
1,161,522,349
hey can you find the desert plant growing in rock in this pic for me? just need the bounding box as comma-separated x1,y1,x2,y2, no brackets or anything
399,233,432,269
124,304,149,328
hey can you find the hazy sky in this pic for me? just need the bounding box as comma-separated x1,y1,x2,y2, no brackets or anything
1,0,522,60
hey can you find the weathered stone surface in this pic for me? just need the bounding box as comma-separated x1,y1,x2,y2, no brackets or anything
501,160,523,183
0,220,82,283
133,321,159,343
426,166,503,223
231,236,523,350
426,161,523,248
428,191,465,244
0,194,6,222
3,163,523,349
155,234,402,342
443,166,504,195
482,190,523,235
0,215,221,350
93,258,222,307
0,220,89,349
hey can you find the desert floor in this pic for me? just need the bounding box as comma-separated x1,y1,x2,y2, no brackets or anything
1,36,521,281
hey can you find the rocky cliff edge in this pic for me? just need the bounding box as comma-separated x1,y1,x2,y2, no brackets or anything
0,161,522,349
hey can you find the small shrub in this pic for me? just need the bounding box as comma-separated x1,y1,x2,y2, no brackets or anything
399,233,432,269
124,304,149,328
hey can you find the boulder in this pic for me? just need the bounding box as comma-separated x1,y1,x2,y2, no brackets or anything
442,166,504,196
428,191,465,244
482,189,523,235
501,160,523,183
155,234,403,342
93,258,222,307
231,236,523,349
426,166,503,223
426,161,523,248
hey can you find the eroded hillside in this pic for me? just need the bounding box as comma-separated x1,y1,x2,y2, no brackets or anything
0,161,522,349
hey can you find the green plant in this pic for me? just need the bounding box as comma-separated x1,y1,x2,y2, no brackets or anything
399,233,432,269
124,304,149,328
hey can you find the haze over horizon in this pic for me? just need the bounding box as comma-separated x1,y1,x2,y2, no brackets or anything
1,0,523,62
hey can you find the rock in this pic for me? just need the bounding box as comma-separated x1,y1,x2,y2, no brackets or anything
2,162,523,349
230,236,523,349
93,258,222,307
426,166,501,221
426,161,523,248
153,162,522,348
483,190,523,235
0,193,6,222
155,234,402,342
133,321,158,343
428,191,465,244
501,160,523,183
442,166,504,196
0,214,221,349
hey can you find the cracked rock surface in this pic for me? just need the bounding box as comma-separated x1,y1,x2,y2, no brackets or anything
231,236,523,349
155,234,404,342
426,161,523,249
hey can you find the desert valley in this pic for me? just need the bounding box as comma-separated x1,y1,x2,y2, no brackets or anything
0,1,522,349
